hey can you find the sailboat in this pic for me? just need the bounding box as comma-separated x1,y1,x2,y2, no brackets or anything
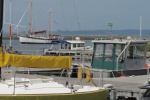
0,0,108,99
18,0,62,44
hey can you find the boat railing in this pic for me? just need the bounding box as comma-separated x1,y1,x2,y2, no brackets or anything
59,66,113,88
44,50,92,63
116,40,132,70
1,67,64,94
17,49,44,55
0,65,111,95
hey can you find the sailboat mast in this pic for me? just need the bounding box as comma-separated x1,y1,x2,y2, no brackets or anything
48,9,51,36
9,0,12,47
0,0,4,47
0,0,4,79
30,0,33,34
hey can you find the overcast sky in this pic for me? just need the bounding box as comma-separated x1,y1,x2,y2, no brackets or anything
3,0,150,32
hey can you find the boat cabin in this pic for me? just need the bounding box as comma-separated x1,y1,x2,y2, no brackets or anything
59,40,85,51
51,37,92,51
44,37,92,61
91,38,149,71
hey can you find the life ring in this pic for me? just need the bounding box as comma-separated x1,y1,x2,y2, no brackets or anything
77,64,97,87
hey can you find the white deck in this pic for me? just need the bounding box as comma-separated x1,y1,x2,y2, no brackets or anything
0,77,102,94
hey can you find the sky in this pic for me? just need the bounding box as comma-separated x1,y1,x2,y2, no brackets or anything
3,0,150,33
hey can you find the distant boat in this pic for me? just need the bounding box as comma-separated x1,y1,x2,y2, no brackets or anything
44,37,93,61
18,0,62,44
19,30,62,44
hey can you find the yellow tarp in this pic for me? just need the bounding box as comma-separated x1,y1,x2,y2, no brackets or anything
0,48,72,69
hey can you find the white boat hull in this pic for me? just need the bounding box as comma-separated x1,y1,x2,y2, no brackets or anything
19,36,53,44
0,78,108,100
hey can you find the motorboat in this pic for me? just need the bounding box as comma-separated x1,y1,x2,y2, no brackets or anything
91,38,149,77
44,37,93,61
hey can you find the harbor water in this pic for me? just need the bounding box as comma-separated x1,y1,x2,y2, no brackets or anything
2,39,92,55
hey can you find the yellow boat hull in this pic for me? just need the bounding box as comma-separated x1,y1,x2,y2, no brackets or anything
0,89,108,100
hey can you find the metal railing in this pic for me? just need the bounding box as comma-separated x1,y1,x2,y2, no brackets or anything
116,40,132,70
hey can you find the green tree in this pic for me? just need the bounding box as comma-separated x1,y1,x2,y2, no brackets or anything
147,42,150,51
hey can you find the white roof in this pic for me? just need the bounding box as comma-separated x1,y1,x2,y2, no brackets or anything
66,40,85,44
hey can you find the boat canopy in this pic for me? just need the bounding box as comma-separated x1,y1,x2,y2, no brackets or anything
0,48,72,69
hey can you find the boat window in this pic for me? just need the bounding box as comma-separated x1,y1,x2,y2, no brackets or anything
77,44,80,47
61,44,65,49
127,44,145,59
69,44,71,49
73,44,76,48
104,44,113,61
80,43,84,47
94,44,104,59
127,46,134,59
65,44,68,49
116,44,124,57
135,44,145,59
77,53,80,55
94,44,114,59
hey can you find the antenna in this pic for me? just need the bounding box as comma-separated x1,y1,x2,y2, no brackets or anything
140,16,142,39
108,22,113,40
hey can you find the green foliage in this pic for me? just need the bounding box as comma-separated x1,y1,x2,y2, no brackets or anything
147,42,150,51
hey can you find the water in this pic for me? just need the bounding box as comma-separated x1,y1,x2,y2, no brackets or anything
2,39,92,55
3,39,50,55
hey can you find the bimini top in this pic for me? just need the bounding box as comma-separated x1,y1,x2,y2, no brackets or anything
0,48,72,69
92,39,149,44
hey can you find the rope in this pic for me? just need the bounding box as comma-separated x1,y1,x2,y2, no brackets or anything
72,0,81,33
60,0,67,32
